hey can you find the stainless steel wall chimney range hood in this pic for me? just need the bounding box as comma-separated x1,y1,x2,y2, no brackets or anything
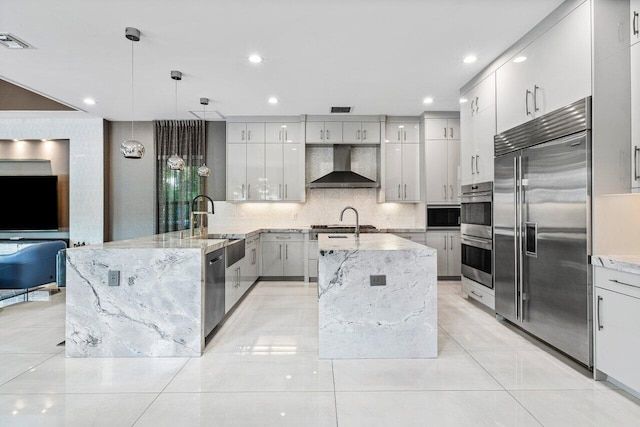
309,145,378,188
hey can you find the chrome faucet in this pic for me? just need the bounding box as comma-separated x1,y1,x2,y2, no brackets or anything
339,206,360,239
190,195,214,237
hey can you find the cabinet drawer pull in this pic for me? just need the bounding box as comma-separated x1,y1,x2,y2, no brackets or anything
597,295,603,330
276,236,292,239
470,290,484,299
609,278,639,288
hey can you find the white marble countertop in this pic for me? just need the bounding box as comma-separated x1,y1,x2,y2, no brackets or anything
592,255,640,275
318,233,436,253
68,231,227,252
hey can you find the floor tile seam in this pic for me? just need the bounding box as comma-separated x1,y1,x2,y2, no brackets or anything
464,346,545,426
330,360,340,427
130,392,163,427
0,352,59,388
154,390,337,394
0,391,162,396
331,387,508,392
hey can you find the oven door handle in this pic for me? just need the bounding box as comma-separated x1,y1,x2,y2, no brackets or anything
461,236,493,250
460,194,492,204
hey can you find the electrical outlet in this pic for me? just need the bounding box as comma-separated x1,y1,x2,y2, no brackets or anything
108,270,120,286
370,275,386,286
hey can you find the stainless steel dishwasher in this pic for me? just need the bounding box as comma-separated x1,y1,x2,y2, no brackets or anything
204,248,225,337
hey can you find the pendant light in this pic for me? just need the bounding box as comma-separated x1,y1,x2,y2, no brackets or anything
167,70,185,171
120,27,145,159
197,97,211,177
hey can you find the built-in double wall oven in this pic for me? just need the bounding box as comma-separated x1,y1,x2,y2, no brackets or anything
460,182,493,289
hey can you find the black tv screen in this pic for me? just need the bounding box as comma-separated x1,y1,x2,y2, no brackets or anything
0,176,59,231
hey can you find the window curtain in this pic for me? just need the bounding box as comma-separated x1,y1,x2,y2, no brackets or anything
155,120,205,234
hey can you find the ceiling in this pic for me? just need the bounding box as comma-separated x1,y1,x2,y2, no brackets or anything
0,0,565,121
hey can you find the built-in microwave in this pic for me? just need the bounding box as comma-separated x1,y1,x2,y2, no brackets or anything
426,206,460,229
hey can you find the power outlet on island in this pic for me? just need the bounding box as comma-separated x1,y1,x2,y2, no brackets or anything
108,270,120,286
370,275,386,286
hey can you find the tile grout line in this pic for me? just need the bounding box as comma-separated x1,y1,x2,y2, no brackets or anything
130,357,192,427
0,352,59,388
331,359,339,427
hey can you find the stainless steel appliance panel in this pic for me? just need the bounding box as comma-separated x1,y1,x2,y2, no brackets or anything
427,206,461,229
494,151,520,323
461,236,493,289
205,248,226,337
520,131,591,366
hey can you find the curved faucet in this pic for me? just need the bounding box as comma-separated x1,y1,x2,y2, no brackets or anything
340,206,359,239
191,195,214,237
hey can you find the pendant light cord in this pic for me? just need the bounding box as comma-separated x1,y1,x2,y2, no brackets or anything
131,39,135,139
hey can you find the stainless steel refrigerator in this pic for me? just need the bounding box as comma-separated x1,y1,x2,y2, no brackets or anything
494,97,592,367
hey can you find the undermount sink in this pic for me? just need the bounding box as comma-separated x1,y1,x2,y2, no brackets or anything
328,235,349,239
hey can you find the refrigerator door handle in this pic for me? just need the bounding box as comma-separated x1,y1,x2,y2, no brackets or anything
513,156,519,320
518,155,525,323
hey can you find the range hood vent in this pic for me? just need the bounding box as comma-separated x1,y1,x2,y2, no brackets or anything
309,145,378,188
330,106,352,113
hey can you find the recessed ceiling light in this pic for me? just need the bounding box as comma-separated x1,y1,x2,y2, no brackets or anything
83,98,96,105
423,97,434,104
12,139,19,142
463,55,477,64
41,139,48,142
268,97,278,104
460,97,468,103
248,54,263,63
513,56,527,63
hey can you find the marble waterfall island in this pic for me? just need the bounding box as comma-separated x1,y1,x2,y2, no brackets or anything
318,233,437,359
65,233,227,358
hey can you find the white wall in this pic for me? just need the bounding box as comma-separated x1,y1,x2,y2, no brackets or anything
0,118,105,245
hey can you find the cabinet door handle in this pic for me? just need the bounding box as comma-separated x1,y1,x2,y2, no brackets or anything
285,130,288,141
363,129,367,140
443,185,447,200
450,235,453,250
475,155,479,174
444,127,447,138
450,185,454,200
470,99,475,116
320,129,324,140
279,130,282,141
357,130,360,140
248,130,251,141
398,130,401,141
279,244,282,259
285,184,288,199
597,295,603,330
533,85,540,112
404,184,407,199
248,184,251,199
444,236,447,250
475,96,479,113
471,156,475,174
242,184,245,198
450,128,453,139
526,89,532,116
398,184,401,199
634,11,639,36
404,130,407,141
326,129,330,140
634,146,639,181
279,184,282,199
242,130,245,141
285,244,288,260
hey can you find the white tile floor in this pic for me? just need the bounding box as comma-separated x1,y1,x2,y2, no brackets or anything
0,281,639,426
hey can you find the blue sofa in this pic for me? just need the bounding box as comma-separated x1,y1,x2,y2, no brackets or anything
0,241,67,290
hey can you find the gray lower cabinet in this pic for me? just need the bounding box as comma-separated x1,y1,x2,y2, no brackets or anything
308,240,319,280
261,233,305,277
426,231,461,277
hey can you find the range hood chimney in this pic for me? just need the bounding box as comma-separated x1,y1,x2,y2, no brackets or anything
309,145,378,188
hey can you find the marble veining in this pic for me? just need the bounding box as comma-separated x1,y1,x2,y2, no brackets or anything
65,247,203,357
318,233,437,359
592,255,640,276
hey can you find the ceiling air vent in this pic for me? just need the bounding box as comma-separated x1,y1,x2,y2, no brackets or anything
0,33,34,49
330,106,352,114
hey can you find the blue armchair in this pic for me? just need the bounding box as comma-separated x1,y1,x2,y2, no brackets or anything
0,241,67,290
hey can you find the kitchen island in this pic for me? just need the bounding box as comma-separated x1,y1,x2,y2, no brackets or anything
318,233,437,359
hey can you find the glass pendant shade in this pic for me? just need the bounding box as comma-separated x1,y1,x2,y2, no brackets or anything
197,163,211,177
168,153,185,171
121,139,145,158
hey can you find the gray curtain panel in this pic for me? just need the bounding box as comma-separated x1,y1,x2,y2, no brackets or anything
154,120,205,234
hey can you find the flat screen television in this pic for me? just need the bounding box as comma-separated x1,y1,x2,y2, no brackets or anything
0,176,59,231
